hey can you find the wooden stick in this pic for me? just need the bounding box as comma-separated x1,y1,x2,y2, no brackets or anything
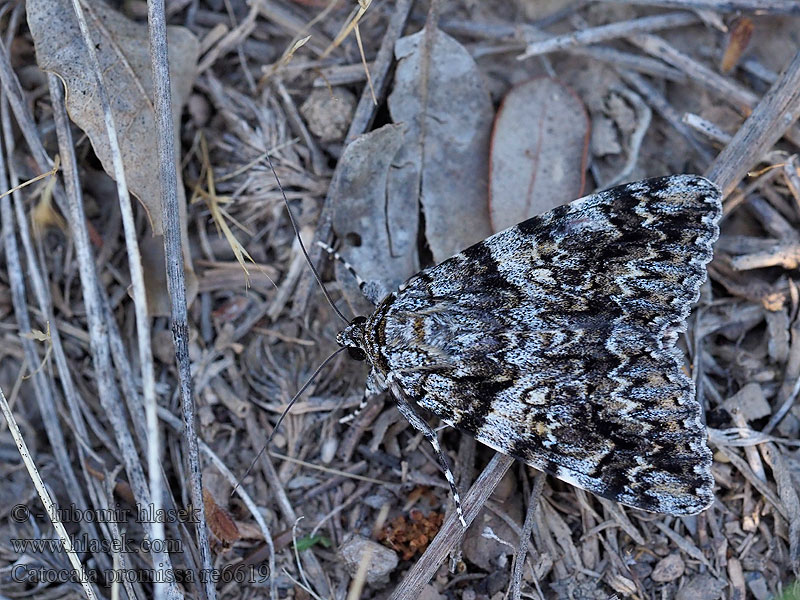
604,0,800,15
519,11,698,58
707,49,800,196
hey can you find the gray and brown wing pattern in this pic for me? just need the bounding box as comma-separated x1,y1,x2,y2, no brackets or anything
364,175,721,514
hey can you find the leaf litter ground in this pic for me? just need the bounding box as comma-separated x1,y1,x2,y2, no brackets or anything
1,1,800,599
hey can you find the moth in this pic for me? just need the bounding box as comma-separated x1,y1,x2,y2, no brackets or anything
327,175,721,525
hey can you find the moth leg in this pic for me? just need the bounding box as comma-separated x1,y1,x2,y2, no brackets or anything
390,382,467,528
340,370,385,424
339,390,369,424
316,240,383,305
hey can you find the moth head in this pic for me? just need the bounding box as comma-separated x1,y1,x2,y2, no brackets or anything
336,316,367,361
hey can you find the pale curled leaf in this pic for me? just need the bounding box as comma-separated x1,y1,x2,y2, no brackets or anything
389,27,494,262
28,0,200,315
21,323,53,382
28,0,198,236
490,77,589,232
279,35,311,69
720,17,754,73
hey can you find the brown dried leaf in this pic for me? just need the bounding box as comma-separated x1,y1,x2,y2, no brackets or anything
489,77,589,232
389,27,494,262
722,382,771,422
651,553,685,583
28,0,198,235
203,488,241,546
211,295,251,323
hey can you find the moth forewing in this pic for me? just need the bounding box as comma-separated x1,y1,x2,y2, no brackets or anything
335,174,721,520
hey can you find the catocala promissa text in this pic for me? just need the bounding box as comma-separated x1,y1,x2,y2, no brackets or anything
331,174,721,523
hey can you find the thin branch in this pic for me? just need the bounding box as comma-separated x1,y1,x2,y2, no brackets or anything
147,1,216,598
628,33,800,147
707,49,800,196
603,0,800,15
509,473,546,600
0,385,98,600
519,11,698,59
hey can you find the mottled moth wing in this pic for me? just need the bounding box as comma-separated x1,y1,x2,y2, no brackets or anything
363,175,721,514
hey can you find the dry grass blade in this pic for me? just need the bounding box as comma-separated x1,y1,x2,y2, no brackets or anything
322,0,372,59
346,543,373,600
262,34,312,82
0,155,60,200
5,1,800,598
354,24,377,105
195,136,276,289
0,386,97,600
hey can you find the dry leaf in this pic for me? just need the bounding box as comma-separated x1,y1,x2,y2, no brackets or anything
21,326,49,343
28,0,198,235
489,77,589,232
28,0,200,314
21,322,53,378
389,27,494,262
203,489,241,546
329,123,418,314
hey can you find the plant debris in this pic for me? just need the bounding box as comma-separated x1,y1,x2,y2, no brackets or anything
1,1,800,599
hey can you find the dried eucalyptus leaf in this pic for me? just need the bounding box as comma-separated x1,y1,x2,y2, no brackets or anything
490,77,589,232
28,0,200,314
389,27,494,263
28,0,198,235
329,123,418,315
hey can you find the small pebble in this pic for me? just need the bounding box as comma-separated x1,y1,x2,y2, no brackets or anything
338,535,398,586
300,88,356,142
320,437,338,464
745,572,770,600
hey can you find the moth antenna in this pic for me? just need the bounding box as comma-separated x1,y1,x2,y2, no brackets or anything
266,152,349,324
232,346,347,497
